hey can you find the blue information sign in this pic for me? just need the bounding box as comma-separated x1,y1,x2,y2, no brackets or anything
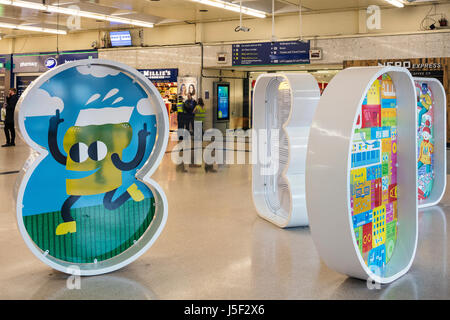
232,41,310,66
13,50,98,73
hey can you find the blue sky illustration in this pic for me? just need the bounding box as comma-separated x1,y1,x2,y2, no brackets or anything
22,67,157,216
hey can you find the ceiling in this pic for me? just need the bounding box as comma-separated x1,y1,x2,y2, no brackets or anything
0,0,447,37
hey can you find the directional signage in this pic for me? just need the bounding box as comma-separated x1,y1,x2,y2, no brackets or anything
232,41,310,66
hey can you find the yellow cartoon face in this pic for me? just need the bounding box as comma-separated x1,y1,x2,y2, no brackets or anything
63,123,133,196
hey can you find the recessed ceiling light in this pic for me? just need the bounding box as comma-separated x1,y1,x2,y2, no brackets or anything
384,0,404,7
0,21,66,34
191,0,266,18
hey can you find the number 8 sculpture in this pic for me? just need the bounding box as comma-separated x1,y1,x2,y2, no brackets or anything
15,59,169,276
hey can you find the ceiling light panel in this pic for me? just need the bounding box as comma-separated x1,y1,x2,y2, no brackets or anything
192,0,267,18
0,21,66,34
384,0,405,8
0,0,155,28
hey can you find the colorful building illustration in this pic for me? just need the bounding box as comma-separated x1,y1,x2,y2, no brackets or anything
350,74,398,276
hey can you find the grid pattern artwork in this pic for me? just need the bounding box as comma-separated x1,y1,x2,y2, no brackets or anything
350,74,398,275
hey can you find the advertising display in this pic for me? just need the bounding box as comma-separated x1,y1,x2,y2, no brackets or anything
252,73,320,228
15,59,169,275
177,76,198,101
306,66,417,283
415,78,446,208
217,83,230,121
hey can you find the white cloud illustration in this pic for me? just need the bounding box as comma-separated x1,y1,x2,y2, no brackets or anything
136,98,157,116
76,65,121,78
86,93,100,105
103,88,119,101
112,97,124,104
23,89,64,117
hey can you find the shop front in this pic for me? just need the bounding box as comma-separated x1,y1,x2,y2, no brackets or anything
12,50,98,96
139,68,179,131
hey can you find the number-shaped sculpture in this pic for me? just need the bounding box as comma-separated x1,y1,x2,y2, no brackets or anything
15,59,169,275
252,73,320,227
414,77,446,208
306,66,418,283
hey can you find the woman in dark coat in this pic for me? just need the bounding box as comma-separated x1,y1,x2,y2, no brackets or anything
2,88,18,147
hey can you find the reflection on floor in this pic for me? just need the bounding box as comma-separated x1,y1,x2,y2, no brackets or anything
0,139,448,299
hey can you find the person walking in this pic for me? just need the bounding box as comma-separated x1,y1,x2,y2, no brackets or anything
2,88,18,147
176,95,187,172
176,95,185,137
193,98,216,172
183,93,196,134
193,97,206,125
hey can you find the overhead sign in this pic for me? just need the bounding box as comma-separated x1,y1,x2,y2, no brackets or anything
377,60,444,85
232,41,310,66
138,68,178,83
13,50,98,73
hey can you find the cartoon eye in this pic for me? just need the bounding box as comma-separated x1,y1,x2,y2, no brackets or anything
69,142,89,163
88,141,108,161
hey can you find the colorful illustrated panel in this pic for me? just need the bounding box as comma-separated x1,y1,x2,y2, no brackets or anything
350,74,398,276
416,81,435,201
19,63,159,264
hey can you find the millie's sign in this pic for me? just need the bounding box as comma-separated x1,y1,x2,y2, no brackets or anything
138,68,179,83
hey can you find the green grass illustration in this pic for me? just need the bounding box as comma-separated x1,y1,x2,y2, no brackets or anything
23,198,155,264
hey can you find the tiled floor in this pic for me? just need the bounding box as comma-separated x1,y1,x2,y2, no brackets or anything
0,138,449,299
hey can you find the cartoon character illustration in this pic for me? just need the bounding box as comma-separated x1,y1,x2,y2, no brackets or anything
16,61,169,274
417,82,432,127
418,121,434,172
418,120,434,198
48,107,151,235
416,81,435,201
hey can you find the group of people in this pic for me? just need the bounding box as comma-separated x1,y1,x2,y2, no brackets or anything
174,93,216,173
175,93,205,134
1,88,18,147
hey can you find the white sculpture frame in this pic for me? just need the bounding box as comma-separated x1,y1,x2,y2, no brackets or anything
414,77,447,208
14,59,169,276
252,73,320,228
306,66,418,283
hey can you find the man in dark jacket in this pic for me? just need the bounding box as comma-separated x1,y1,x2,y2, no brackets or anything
2,88,18,147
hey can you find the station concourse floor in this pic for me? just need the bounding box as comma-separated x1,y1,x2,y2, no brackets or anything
0,137,449,300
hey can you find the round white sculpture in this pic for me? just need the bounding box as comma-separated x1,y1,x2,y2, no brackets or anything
306,66,418,283
252,73,320,228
